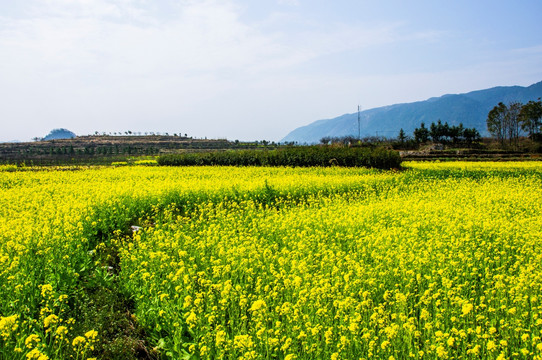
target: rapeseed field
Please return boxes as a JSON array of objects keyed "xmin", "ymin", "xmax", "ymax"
[{"xmin": 0, "ymin": 162, "xmax": 541, "ymax": 359}]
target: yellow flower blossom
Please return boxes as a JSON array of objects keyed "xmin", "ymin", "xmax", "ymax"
[
  {"xmin": 84, "ymin": 330, "xmax": 98, "ymax": 340},
  {"xmin": 487, "ymin": 340, "xmax": 497, "ymax": 351},
  {"xmin": 55, "ymin": 326, "xmax": 68, "ymax": 337},
  {"xmin": 43, "ymin": 314, "xmax": 59, "ymax": 328},
  {"xmin": 25, "ymin": 348, "xmax": 49, "ymax": 360},
  {"xmin": 72, "ymin": 336, "xmax": 86, "ymax": 347},
  {"xmin": 25, "ymin": 334, "xmax": 40, "ymax": 349},
  {"xmin": 461, "ymin": 303, "xmax": 473, "ymax": 316},
  {"xmin": 40, "ymin": 284, "xmax": 53, "ymax": 297}
]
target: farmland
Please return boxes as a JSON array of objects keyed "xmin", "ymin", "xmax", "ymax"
[{"xmin": 0, "ymin": 162, "xmax": 541, "ymax": 359}]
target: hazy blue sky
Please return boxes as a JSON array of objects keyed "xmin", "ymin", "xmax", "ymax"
[{"xmin": 1, "ymin": 0, "xmax": 541, "ymax": 142}]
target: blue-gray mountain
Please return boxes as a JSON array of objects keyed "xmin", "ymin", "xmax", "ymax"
[
  {"xmin": 42, "ymin": 128, "xmax": 76, "ymax": 141},
  {"xmin": 281, "ymin": 81, "xmax": 542, "ymax": 144}
]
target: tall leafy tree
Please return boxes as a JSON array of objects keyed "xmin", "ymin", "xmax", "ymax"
[
  {"xmin": 487, "ymin": 102, "xmax": 508, "ymax": 147},
  {"xmin": 487, "ymin": 102, "xmax": 523, "ymax": 148},
  {"xmin": 507, "ymin": 102, "xmax": 522, "ymax": 148},
  {"xmin": 519, "ymin": 98, "xmax": 542, "ymax": 140}
]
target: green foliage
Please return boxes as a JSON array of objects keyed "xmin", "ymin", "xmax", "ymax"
[
  {"xmin": 157, "ymin": 146, "xmax": 402, "ymax": 169},
  {"xmin": 398, "ymin": 128, "xmax": 406, "ymax": 143},
  {"xmin": 413, "ymin": 121, "xmax": 480, "ymax": 146},
  {"xmin": 487, "ymin": 102, "xmax": 524, "ymax": 148},
  {"xmin": 413, "ymin": 122, "xmax": 430, "ymax": 143},
  {"xmin": 519, "ymin": 98, "xmax": 542, "ymax": 140}
]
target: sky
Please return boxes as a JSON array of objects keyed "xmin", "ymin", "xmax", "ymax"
[{"xmin": 1, "ymin": 0, "xmax": 541, "ymax": 142}]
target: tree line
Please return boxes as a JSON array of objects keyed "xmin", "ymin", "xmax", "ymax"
[
  {"xmin": 486, "ymin": 99, "xmax": 542, "ymax": 148},
  {"xmin": 319, "ymin": 121, "xmax": 482, "ymax": 150},
  {"xmin": 411, "ymin": 121, "xmax": 480, "ymax": 145}
]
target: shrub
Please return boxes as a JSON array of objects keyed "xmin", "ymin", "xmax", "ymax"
[{"xmin": 157, "ymin": 146, "xmax": 402, "ymax": 169}]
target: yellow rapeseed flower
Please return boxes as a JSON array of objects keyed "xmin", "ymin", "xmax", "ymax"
[
  {"xmin": 43, "ymin": 314, "xmax": 59, "ymax": 328},
  {"xmin": 84, "ymin": 330, "xmax": 98, "ymax": 340},
  {"xmin": 25, "ymin": 334, "xmax": 40, "ymax": 349},
  {"xmin": 72, "ymin": 336, "xmax": 86, "ymax": 347}
]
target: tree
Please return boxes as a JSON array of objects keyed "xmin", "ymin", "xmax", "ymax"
[
  {"xmin": 487, "ymin": 102, "xmax": 523, "ymax": 148},
  {"xmin": 320, "ymin": 137, "xmax": 331, "ymax": 145},
  {"xmin": 463, "ymin": 128, "xmax": 481, "ymax": 145},
  {"xmin": 507, "ymin": 102, "xmax": 522, "ymax": 148},
  {"xmin": 449, "ymin": 123, "xmax": 464, "ymax": 144},
  {"xmin": 442, "ymin": 122, "xmax": 451, "ymax": 143},
  {"xmin": 487, "ymin": 102, "xmax": 508, "ymax": 146},
  {"xmin": 414, "ymin": 123, "xmax": 430, "ymax": 143},
  {"xmin": 430, "ymin": 120, "xmax": 446, "ymax": 143},
  {"xmin": 519, "ymin": 98, "xmax": 542, "ymax": 141},
  {"xmin": 398, "ymin": 128, "xmax": 406, "ymax": 143}
]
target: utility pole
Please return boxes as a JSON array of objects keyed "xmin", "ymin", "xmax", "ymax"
[{"xmin": 357, "ymin": 105, "xmax": 361, "ymax": 140}]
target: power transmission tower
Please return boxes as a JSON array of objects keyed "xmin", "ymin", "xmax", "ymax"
[{"xmin": 357, "ymin": 105, "xmax": 361, "ymax": 140}]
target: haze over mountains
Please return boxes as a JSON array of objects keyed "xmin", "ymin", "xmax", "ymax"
[{"xmin": 281, "ymin": 81, "xmax": 542, "ymax": 144}]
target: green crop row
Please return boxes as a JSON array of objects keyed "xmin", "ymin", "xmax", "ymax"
[{"xmin": 157, "ymin": 146, "xmax": 402, "ymax": 169}]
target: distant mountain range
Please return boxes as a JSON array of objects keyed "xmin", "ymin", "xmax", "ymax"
[{"xmin": 281, "ymin": 81, "xmax": 542, "ymax": 144}]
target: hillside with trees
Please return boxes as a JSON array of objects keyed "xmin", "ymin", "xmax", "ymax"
[{"xmin": 281, "ymin": 81, "xmax": 542, "ymax": 144}]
